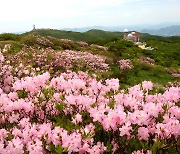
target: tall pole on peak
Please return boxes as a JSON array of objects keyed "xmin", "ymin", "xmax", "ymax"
[{"xmin": 33, "ymin": 25, "xmax": 36, "ymax": 30}]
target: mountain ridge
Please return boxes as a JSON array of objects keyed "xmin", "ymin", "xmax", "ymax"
[
  {"xmin": 26, "ymin": 28, "xmax": 180, "ymax": 43},
  {"xmin": 141, "ymin": 25, "xmax": 180, "ymax": 36}
]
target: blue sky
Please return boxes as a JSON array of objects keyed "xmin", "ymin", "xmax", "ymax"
[{"xmin": 0, "ymin": 0, "xmax": 180, "ymax": 33}]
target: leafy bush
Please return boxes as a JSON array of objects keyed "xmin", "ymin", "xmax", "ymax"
[
  {"xmin": 20, "ymin": 35, "xmax": 37, "ymax": 46},
  {"xmin": 0, "ymin": 33, "xmax": 21, "ymax": 41}
]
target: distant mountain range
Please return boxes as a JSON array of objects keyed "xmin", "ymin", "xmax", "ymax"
[
  {"xmin": 62, "ymin": 24, "xmax": 180, "ymax": 36},
  {"xmin": 141, "ymin": 25, "xmax": 180, "ymax": 36}
]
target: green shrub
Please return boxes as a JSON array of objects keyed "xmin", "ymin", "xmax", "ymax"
[
  {"xmin": 20, "ymin": 35, "xmax": 37, "ymax": 46},
  {"xmin": 0, "ymin": 33, "xmax": 21, "ymax": 41}
]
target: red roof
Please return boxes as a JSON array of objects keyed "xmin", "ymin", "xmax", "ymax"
[{"xmin": 132, "ymin": 33, "xmax": 140, "ymax": 38}]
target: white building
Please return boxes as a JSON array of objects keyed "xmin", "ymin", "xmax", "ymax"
[{"xmin": 123, "ymin": 29, "xmax": 140, "ymax": 42}]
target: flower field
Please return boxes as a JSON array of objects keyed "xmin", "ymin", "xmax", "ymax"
[{"xmin": 0, "ymin": 36, "xmax": 179, "ymax": 154}]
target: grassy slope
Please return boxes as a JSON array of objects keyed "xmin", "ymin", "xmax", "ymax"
[
  {"xmin": 145, "ymin": 40, "xmax": 180, "ymax": 68},
  {"xmin": 98, "ymin": 39, "xmax": 178, "ymax": 87}
]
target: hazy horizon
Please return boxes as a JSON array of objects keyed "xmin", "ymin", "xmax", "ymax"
[{"xmin": 0, "ymin": 0, "xmax": 180, "ymax": 33}]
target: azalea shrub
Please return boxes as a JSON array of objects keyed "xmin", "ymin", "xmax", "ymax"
[
  {"xmin": 6, "ymin": 47, "xmax": 109, "ymax": 76},
  {"xmin": 118, "ymin": 59, "xmax": 133, "ymax": 70},
  {"xmin": 0, "ymin": 49, "xmax": 180, "ymax": 154}
]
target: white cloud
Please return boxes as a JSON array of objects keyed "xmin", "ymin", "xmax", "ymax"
[
  {"xmin": 0, "ymin": 0, "xmax": 89, "ymax": 21},
  {"xmin": 0, "ymin": 0, "xmax": 136, "ymax": 21}
]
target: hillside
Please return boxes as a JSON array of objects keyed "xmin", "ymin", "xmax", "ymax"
[
  {"xmin": 27, "ymin": 28, "xmax": 180, "ymax": 43},
  {"xmin": 0, "ymin": 32, "xmax": 179, "ymax": 88},
  {"xmin": 26, "ymin": 29, "xmax": 123, "ymax": 42}
]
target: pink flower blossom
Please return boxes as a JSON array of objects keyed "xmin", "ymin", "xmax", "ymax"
[
  {"xmin": 138, "ymin": 127, "xmax": 149, "ymax": 141},
  {"xmin": 72, "ymin": 113, "xmax": 82, "ymax": 124},
  {"xmin": 142, "ymin": 81, "xmax": 153, "ymax": 91}
]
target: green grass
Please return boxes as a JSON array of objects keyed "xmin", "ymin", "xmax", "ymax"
[{"xmin": 145, "ymin": 40, "xmax": 180, "ymax": 68}]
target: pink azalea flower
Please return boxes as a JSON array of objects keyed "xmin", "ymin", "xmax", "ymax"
[
  {"xmin": 72, "ymin": 113, "xmax": 82, "ymax": 124},
  {"xmin": 138, "ymin": 127, "xmax": 149, "ymax": 141},
  {"xmin": 142, "ymin": 81, "xmax": 153, "ymax": 91},
  {"xmin": 119, "ymin": 122, "xmax": 132, "ymax": 137}
]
